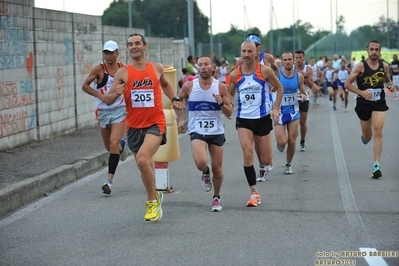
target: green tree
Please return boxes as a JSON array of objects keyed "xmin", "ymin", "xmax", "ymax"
[{"xmin": 102, "ymin": 0, "xmax": 209, "ymax": 42}]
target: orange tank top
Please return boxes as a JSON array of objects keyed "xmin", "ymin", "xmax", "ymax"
[{"xmin": 124, "ymin": 63, "xmax": 165, "ymax": 132}]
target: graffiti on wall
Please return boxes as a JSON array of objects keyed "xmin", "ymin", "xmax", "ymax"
[
  {"xmin": 2, "ymin": 2, "xmax": 9, "ymax": 16},
  {"xmin": 76, "ymin": 53, "xmax": 93, "ymax": 75},
  {"xmin": 0, "ymin": 81, "xmax": 36, "ymax": 137},
  {"xmin": 76, "ymin": 23, "xmax": 97, "ymax": 36},
  {"xmin": 62, "ymin": 37, "xmax": 73, "ymax": 65},
  {"xmin": 0, "ymin": 15, "xmax": 33, "ymax": 76},
  {"xmin": 55, "ymin": 67, "xmax": 64, "ymax": 112}
]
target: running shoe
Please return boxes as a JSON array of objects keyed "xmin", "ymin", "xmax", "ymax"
[
  {"xmin": 256, "ymin": 169, "xmax": 267, "ymax": 182},
  {"xmin": 265, "ymin": 163, "xmax": 274, "ymax": 172},
  {"xmin": 201, "ymin": 165, "xmax": 212, "ymax": 192},
  {"xmin": 211, "ymin": 197, "xmax": 222, "ymax": 212},
  {"xmin": 277, "ymin": 143, "xmax": 285, "ymax": 152},
  {"xmin": 284, "ymin": 164, "xmax": 293, "ymax": 174},
  {"xmin": 300, "ymin": 143, "xmax": 306, "ymax": 152},
  {"xmin": 144, "ymin": 191, "xmax": 163, "ymax": 222},
  {"xmin": 119, "ymin": 138, "xmax": 128, "ymax": 161},
  {"xmin": 246, "ymin": 192, "xmax": 261, "ymax": 207},
  {"xmin": 333, "ymin": 106, "xmax": 337, "ymax": 111},
  {"xmin": 102, "ymin": 179, "xmax": 113, "ymax": 194},
  {"xmin": 360, "ymin": 133, "xmax": 368, "ymax": 145},
  {"xmin": 345, "ymin": 107, "xmax": 348, "ymax": 112},
  {"xmin": 371, "ymin": 165, "xmax": 382, "ymax": 179}
]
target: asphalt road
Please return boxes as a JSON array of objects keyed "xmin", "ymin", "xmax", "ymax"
[{"xmin": 1, "ymin": 95, "xmax": 398, "ymax": 266}]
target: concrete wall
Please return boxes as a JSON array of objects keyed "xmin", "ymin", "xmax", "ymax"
[{"xmin": 0, "ymin": 0, "xmax": 190, "ymax": 151}]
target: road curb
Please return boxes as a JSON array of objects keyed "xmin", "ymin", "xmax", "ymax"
[{"xmin": 0, "ymin": 151, "xmax": 108, "ymax": 218}]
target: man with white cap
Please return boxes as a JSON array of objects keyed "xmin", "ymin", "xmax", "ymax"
[{"xmin": 82, "ymin": 40, "xmax": 128, "ymax": 195}]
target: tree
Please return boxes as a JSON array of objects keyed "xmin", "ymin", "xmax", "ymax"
[
  {"xmin": 336, "ymin": 15, "xmax": 345, "ymax": 34},
  {"xmin": 102, "ymin": 0, "xmax": 209, "ymax": 42}
]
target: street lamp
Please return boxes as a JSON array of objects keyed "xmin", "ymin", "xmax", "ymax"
[
  {"xmin": 187, "ymin": 0, "xmax": 195, "ymax": 55},
  {"xmin": 128, "ymin": 0, "xmax": 132, "ymax": 28},
  {"xmin": 209, "ymin": 0, "xmax": 214, "ymax": 54}
]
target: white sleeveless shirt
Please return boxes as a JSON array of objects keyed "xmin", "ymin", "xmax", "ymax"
[
  {"xmin": 187, "ymin": 78, "xmax": 225, "ymax": 135},
  {"xmin": 94, "ymin": 62, "xmax": 125, "ymax": 109},
  {"xmin": 296, "ymin": 64, "xmax": 310, "ymax": 101}
]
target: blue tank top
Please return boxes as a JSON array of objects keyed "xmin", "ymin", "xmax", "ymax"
[{"xmin": 279, "ymin": 70, "xmax": 300, "ymax": 114}]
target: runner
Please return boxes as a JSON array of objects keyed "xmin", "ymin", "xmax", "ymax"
[
  {"xmin": 82, "ymin": 40, "xmax": 128, "ymax": 195},
  {"xmin": 294, "ymin": 50, "xmax": 313, "ymax": 151},
  {"xmin": 105, "ymin": 33, "xmax": 183, "ymax": 221},
  {"xmin": 177, "ymin": 56, "xmax": 233, "ymax": 212},
  {"xmin": 275, "ymin": 52, "xmax": 307, "ymax": 174},
  {"xmin": 335, "ymin": 59, "xmax": 351, "ymax": 112},
  {"xmin": 228, "ymin": 40, "xmax": 283, "ymax": 207},
  {"xmin": 344, "ymin": 40, "xmax": 395, "ymax": 179}
]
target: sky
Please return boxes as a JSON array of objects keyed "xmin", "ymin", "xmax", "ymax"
[{"xmin": 35, "ymin": 0, "xmax": 399, "ymax": 35}]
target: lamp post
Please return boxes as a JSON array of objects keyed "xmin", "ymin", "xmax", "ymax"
[
  {"xmin": 387, "ymin": 0, "xmax": 391, "ymax": 48},
  {"xmin": 397, "ymin": 0, "xmax": 399, "ymax": 48},
  {"xmin": 187, "ymin": 0, "xmax": 195, "ymax": 55},
  {"xmin": 292, "ymin": 0, "xmax": 296, "ymax": 51},
  {"xmin": 269, "ymin": 0, "xmax": 274, "ymax": 54},
  {"xmin": 209, "ymin": 0, "xmax": 214, "ymax": 54},
  {"xmin": 128, "ymin": 0, "xmax": 132, "ymax": 28}
]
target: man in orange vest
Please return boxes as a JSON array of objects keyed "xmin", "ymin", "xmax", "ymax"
[{"xmin": 105, "ymin": 33, "xmax": 183, "ymax": 222}]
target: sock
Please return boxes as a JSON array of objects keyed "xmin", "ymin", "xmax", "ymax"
[
  {"xmin": 300, "ymin": 140, "xmax": 305, "ymax": 145},
  {"xmin": 259, "ymin": 165, "xmax": 265, "ymax": 170},
  {"xmin": 244, "ymin": 165, "xmax": 257, "ymax": 186},
  {"xmin": 105, "ymin": 178, "xmax": 113, "ymax": 185},
  {"xmin": 213, "ymin": 195, "xmax": 220, "ymax": 199},
  {"xmin": 285, "ymin": 162, "xmax": 291, "ymax": 166},
  {"xmin": 374, "ymin": 161, "xmax": 379, "ymax": 168},
  {"xmin": 148, "ymin": 199, "xmax": 157, "ymax": 203},
  {"xmin": 251, "ymin": 187, "xmax": 257, "ymax": 193},
  {"xmin": 203, "ymin": 165, "xmax": 210, "ymax": 174},
  {"xmin": 108, "ymin": 153, "xmax": 120, "ymax": 175}
]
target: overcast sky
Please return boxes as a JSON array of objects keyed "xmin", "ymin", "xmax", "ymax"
[{"xmin": 35, "ymin": 0, "xmax": 398, "ymax": 35}]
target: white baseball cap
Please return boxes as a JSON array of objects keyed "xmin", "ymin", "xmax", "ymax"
[{"xmin": 103, "ymin": 40, "xmax": 118, "ymax": 52}]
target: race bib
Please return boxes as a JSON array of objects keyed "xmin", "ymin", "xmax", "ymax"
[
  {"xmin": 132, "ymin": 90, "xmax": 154, "ymax": 107},
  {"xmin": 367, "ymin": 88, "xmax": 382, "ymax": 101},
  {"xmin": 239, "ymin": 88, "xmax": 262, "ymax": 106},
  {"xmin": 195, "ymin": 117, "xmax": 217, "ymax": 134},
  {"xmin": 281, "ymin": 93, "xmax": 297, "ymax": 106}
]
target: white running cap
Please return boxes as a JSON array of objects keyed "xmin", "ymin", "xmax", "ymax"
[{"xmin": 103, "ymin": 40, "xmax": 118, "ymax": 52}]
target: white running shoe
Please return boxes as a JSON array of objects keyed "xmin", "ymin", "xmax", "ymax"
[
  {"xmin": 211, "ymin": 197, "xmax": 222, "ymax": 212},
  {"xmin": 201, "ymin": 165, "xmax": 212, "ymax": 192},
  {"xmin": 284, "ymin": 164, "xmax": 293, "ymax": 174}
]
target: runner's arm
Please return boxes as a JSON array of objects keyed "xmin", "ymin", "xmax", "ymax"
[
  {"xmin": 228, "ymin": 69, "xmax": 237, "ymax": 102},
  {"xmin": 82, "ymin": 65, "xmax": 104, "ymax": 100},
  {"xmin": 217, "ymin": 82, "xmax": 233, "ymax": 118},
  {"xmin": 383, "ymin": 62, "xmax": 394, "ymax": 92},
  {"xmin": 104, "ymin": 67, "xmax": 127, "ymax": 105}
]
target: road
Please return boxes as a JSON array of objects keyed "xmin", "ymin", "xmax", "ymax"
[{"xmin": 1, "ymin": 95, "xmax": 398, "ymax": 266}]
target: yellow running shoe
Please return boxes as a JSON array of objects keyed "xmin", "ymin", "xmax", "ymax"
[{"xmin": 144, "ymin": 191, "xmax": 163, "ymax": 222}]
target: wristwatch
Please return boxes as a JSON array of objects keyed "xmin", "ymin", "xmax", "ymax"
[
  {"xmin": 172, "ymin": 96, "xmax": 180, "ymax": 102},
  {"xmin": 302, "ymin": 92, "xmax": 308, "ymax": 96},
  {"xmin": 218, "ymin": 101, "xmax": 224, "ymax": 107}
]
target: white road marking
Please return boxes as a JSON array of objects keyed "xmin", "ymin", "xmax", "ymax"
[
  {"xmin": 0, "ymin": 133, "xmax": 189, "ymax": 229},
  {"xmin": 330, "ymin": 107, "xmax": 364, "ymax": 227},
  {"xmin": 359, "ymin": 248, "xmax": 388, "ymax": 266},
  {"xmin": 330, "ymin": 109, "xmax": 389, "ymax": 265}
]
